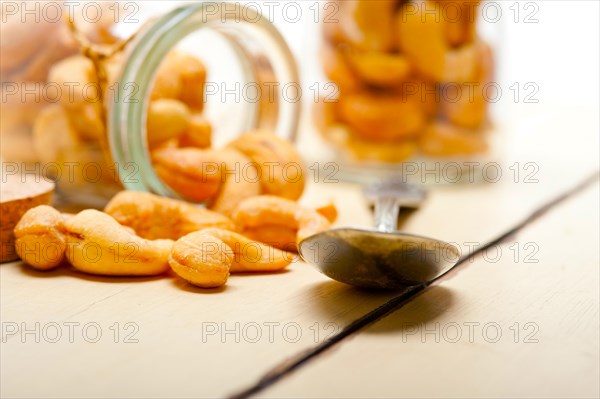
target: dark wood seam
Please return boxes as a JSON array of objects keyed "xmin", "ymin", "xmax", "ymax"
[{"xmin": 228, "ymin": 171, "xmax": 600, "ymax": 399}]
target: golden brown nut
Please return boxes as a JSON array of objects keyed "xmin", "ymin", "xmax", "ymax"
[
  {"xmin": 178, "ymin": 114, "xmax": 212, "ymax": 148},
  {"xmin": 313, "ymin": 96, "xmax": 341, "ymax": 131},
  {"xmin": 150, "ymin": 52, "xmax": 183, "ymax": 100},
  {"xmin": 0, "ymin": 16, "xmax": 56, "ymax": 75},
  {"xmin": 146, "ymin": 99, "xmax": 191, "ymax": 148},
  {"xmin": 208, "ymin": 149, "xmax": 261, "ymax": 217},
  {"xmin": 395, "ymin": 0, "xmax": 478, "ymax": 82},
  {"xmin": 32, "ymin": 105, "xmax": 82, "ymax": 164},
  {"xmin": 233, "ymin": 195, "xmax": 330, "ymax": 250},
  {"xmin": 315, "ymin": 202, "xmax": 338, "ymax": 224},
  {"xmin": 14, "ymin": 206, "xmax": 66, "ymax": 270},
  {"xmin": 151, "ymin": 147, "xmax": 223, "ymax": 202},
  {"xmin": 64, "ymin": 209, "xmax": 173, "ymax": 276},
  {"xmin": 169, "ymin": 231, "xmax": 233, "ymax": 288},
  {"xmin": 227, "ymin": 131, "xmax": 305, "ymax": 200},
  {"xmin": 343, "ymin": 49, "xmax": 412, "ymax": 87},
  {"xmin": 335, "ymin": 0, "xmax": 398, "ymax": 52},
  {"xmin": 200, "ymin": 228, "xmax": 292, "ymax": 273},
  {"xmin": 438, "ymin": 0, "xmax": 480, "ymax": 46},
  {"xmin": 47, "ymin": 55, "xmax": 98, "ymax": 108},
  {"xmin": 104, "ymin": 191, "xmax": 234, "ymax": 240},
  {"xmin": 64, "ymin": 101, "xmax": 105, "ymax": 140},
  {"xmin": 321, "ymin": 42, "xmax": 362, "ymax": 93},
  {"xmin": 175, "ymin": 52, "xmax": 207, "ymax": 111},
  {"xmin": 0, "ymin": 126, "xmax": 39, "ymax": 163},
  {"xmin": 337, "ymin": 91, "xmax": 426, "ymax": 142},
  {"xmin": 0, "ymin": 82, "xmax": 48, "ymax": 134},
  {"xmin": 242, "ymin": 226, "xmax": 298, "ymax": 253},
  {"xmin": 441, "ymin": 41, "xmax": 493, "ymax": 129},
  {"xmin": 418, "ymin": 122, "xmax": 487, "ymax": 156},
  {"xmin": 6, "ymin": 26, "xmax": 78, "ymax": 82}
]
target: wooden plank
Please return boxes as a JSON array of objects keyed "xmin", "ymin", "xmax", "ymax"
[
  {"xmin": 260, "ymin": 182, "xmax": 600, "ymax": 398},
  {"xmin": 1, "ymin": 106, "xmax": 598, "ymax": 398}
]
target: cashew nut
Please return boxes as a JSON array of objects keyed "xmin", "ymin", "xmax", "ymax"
[
  {"xmin": 200, "ymin": 228, "xmax": 292, "ymax": 273},
  {"xmin": 232, "ymin": 195, "xmax": 330, "ymax": 250},
  {"xmin": 337, "ymin": 91, "xmax": 426, "ymax": 141},
  {"xmin": 151, "ymin": 147, "xmax": 223, "ymax": 202},
  {"xmin": 169, "ymin": 231, "xmax": 233, "ymax": 288},
  {"xmin": 227, "ymin": 131, "xmax": 305, "ymax": 200},
  {"xmin": 14, "ymin": 205, "xmax": 67, "ymax": 270},
  {"xmin": 64, "ymin": 209, "xmax": 173, "ymax": 276},
  {"xmin": 418, "ymin": 122, "xmax": 487, "ymax": 156},
  {"xmin": 178, "ymin": 114, "xmax": 212, "ymax": 148},
  {"xmin": 147, "ymin": 99, "xmax": 191, "ymax": 148},
  {"xmin": 208, "ymin": 148, "xmax": 261, "ymax": 217},
  {"xmin": 104, "ymin": 191, "xmax": 234, "ymax": 240},
  {"xmin": 395, "ymin": 0, "xmax": 478, "ymax": 82}
]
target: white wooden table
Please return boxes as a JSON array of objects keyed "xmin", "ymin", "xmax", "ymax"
[{"xmin": 1, "ymin": 106, "xmax": 599, "ymax": 398}]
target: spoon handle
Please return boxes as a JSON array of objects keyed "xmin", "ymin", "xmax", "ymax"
[{"xmin": 374, "ymin": 196, "xmax": 400, "ymax": 233}]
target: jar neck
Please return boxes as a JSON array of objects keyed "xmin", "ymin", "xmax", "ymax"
[{"xmin": 108, "ymin": 2, "xmax": 299, "ymax": 196}]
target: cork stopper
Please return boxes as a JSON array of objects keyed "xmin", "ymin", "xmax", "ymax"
[{"xmin": 1, "ymin": 172, "xmax": 55, "ymax": 262}]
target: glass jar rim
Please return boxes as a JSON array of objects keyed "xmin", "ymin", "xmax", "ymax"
[{"xmin": 108, "ymin": 2, "xmax": 300, "ymax": 197}]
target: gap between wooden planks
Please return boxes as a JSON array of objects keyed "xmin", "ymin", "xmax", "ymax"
[{"xmin": 230, "ymin": 172, "xmax": 600, "ymax": 399}]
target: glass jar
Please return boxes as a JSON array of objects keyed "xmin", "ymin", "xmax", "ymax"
[
  {"xmin": 300, "ymin": 0, "xmax": 502, "ymax": 184},
  {"xmin": 0, "ymin": 2, "xmax": 299, "ymax": 206}
]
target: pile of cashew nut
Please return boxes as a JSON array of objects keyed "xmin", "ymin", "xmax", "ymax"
[
  {"xmin": 317, "ymin": 0, "xmax": 493, "ymax": 162},
  {"xmin": 14, "ymin": 191, "xmax": 336, "ymax": 289}
]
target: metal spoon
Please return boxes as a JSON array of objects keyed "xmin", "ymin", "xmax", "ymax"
[{"xmin": 299, "ymin": 181, "xmax": 460, "ymax": 290}]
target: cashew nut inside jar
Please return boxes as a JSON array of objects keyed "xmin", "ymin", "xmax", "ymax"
[
  {"xmin": 0, "ymin": 2, "xmax": 300, "ymax": 206},
  {"xmin": 300, "ymin": 0, "xmax": 503, "ymax": 184}
]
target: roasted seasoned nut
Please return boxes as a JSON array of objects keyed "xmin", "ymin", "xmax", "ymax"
[
  {"xmin": 175, "ymin": 52, "xmax": 207, "ymax": 111},
  {"xmin": 64, "ymin": 209, "xmax": 173, "ymax": 276},
  {"xmin": 47, "ymin": 55, "xmax": 98, "ymax": 108},
  {"xmin": 336, "ymin": 0, "xmax": 397, "ymax": 52},
  {"xmin": 14, "ymin": 206, "xmax": 66, "ymax": 270},
  {"xmin": 337, "ymin": 91, "xmax": 425, "ymax": 142},
  {"xmin": 314, "ymin": 202, "xmax": 338, "ymax": 224},
  {"xmin": 200, "ymin": 228, "xmax": 292, "ymax": 272},
  {"xmin": 227, "ymin": 131, "xmax": 305, "ymax": 200},
  {"xmin": 0, "ymin": 126, "xmax": 39, "ymax": 163},
  {"xmin": 0, "ymin": 83, "xmax": 48, "ymax": 134},
  {"xmin": 321, "ymin": 42, "xmax": 362, "ymax": 93},
  {"xmin": 208, "ymin": 149, "xmax": 261, "ymax": 217},
  {"xmin": 418, "ymin": 122, "xmax": 487, "ymax": 156},
  {"xmin": 441, "ymin": 41, "xmax": 493, "ymax": 129},
  {"xmin": 32, "ymin": 105, "xmax": 82, "ymax": 163},
  {"xmin": 0, "ymin": 16, "xmax": 55, "ymax": 76},
  {"xmin": 438, "ymin": 0, "xmax": 480, "ymax": 46},
  {"xmin": 151, "ymin": 146, "xmax": 223, "ymax": 202},
  {"xmin": 395, "ymin": 0, "xmax": 478, "ymax": 82},
  {"xmin": 65, "ymin": 101, "xmax": 105, "ymax": 140},
  {"xmin": 169, "ymin": 231, "xmax": 233, "ymax": 288},
  {"xmin": 104, "ymin": 191, "xmax": 234, "ymax": 240},
  {"xmin": 233, "ymin": 195, "xmax": 330, "ymax": 250},
  {"xmin": 150, "ymin": 52, "xmax": 183, "ymax": 100},
  {"xmin": 343, "ymin": 49, "xmax": 412, "ymax": 87},
  {"xmin": 242, "ymin": 226, "xmax": 298, "ymax": 253},
  {"xmin": 313, "ymin": 96, "xmax": 340, "ymax": 131},
  {"xmin": 321, "ymin": 125, "xmax": 416, "ymax": 162},
  {"xmin": 178, "ymin": 114, "xmax": 212, "ymax": 148},
  {"xmin": 146, "ymin": 99, "xmax": 191, "ymax": 148},
  {"xmin": 150, "ymin": 51, "xmax": 206, "ymax": 105}
]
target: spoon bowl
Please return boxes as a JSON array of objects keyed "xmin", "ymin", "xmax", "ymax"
[
  {"xmin": 299, "ymin": 180, "xmax": 460, "ymax": 290},
  {"xmin": 299, "ymin": 227, "xmax": 460, "ymax": 290}
]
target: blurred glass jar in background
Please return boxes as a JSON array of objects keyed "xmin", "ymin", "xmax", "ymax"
[
  {"xmin": 308, "ymin": 0, "xmax": 500, "ymax": 183},
  {"xmin": 1, "ymin": 1, "xmax": 299, "ymax": 206}
]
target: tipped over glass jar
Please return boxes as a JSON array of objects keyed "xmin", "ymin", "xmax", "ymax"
[{"xmin": 1, "ymin": 1, "xmax": 299, "ymax": 206}]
